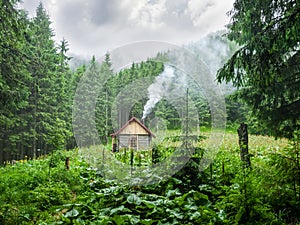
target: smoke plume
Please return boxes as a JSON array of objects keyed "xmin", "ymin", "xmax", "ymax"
[
  {"xmin": 142, "ymin": 65, "xmax": 175, "ymax": 120},
  {"xmin": 142, "ymin": 32, "xmax": 238, "ymax": 120}
]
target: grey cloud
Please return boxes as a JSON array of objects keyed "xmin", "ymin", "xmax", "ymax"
[
  {"xmin": 57, "ymin": 2, "xmax": 86, "ymax": 26},
  {"xmin": 162, "ymin": 1, "xmax": 194, "ymax": 30},
  {"xmin": 20, "ymin": 0, "xmax": 234, "ymax": 56},
  {"xmin": 147, "ymin": 0, "xmax": 161, "ymax": 4},
  {"xmin": 87, "ymin": 0, "xmax": 125, "ymax": 25},
  {"xmin": 165, "ymin": 0, "xmax": 188, "ymax": 16}
]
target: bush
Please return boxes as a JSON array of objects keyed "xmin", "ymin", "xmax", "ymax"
[{"xmin": 30, "ymin": 181, "xmax": 72, "ymax": 210}]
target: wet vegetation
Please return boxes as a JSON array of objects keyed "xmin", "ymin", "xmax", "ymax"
[
  {"xmin": 1, "ymin": 132, "xmax": 299, "ymax": 224},
  {"xmin": 1, "ymin": 0, "xmax": 299, "ymax": 224}
]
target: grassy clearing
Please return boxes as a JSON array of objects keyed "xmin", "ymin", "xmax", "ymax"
[
  {"xmin": 220, "ymin": 131, "xmax": 288, "ymax": 154},
  {"xmin": 109, "ymin": 129, "xmax": 289, "ymax": 167},
  {"xmin": 0, "ymin": 131, "xmax": 298, "ymax": 224}
]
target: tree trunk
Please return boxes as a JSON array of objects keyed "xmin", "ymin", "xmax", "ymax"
[{"xmin": 237, "ymin": 123, "xmax": 251, "ymax": 167}]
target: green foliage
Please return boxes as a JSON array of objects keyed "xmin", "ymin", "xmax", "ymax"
[
  {"xmin": 216, "ymin": 168, "xmax": 280, "ymax": 225},
  {"xmin": 0, "ymin": 133, "xmax": 300, "ymax": 225},
  {"xmin": 30, "ymin": 181, "xmax": 72, "ymax": 210},
  {"xmin": 262, "ymin": 131, "xmax": 300, "ymax": 222},
  {"xmin": 0, "ymin": 150, "xmax": 85, "ymax": 224},
  {"xmin": 1, "ymin": 1, "xmax": 300, "ymax": 224},
  {"xmin": 49, "ymin": 150, "xmax": 66, "ymax": 168},
  {"xmin": 58, "ymin": 180, "xmax": 218, "ymax": 224},
  {"xmin": 217, "ymin": 0, "xmax": 300, "ymax": 138},
  {"xmin": 105, "ymin": 59, "xmax": 164, "ymax": 131},
  {"xmin": 0, "ymin": 1, "xmax": 74, "ymax": 163},
  {"xmin": 114, "ymin": 147, "xmax": 152, "ymax": 166},
  {"xmin": 151, "ymin": 143, "xmax": 160, "ymax": 164},
  {"xmin": 211, "ymin": 132, "xmax": 300, "ymax": 224},
  {"xmin": 1, "ymin": 1, "xmax": 219, "ymax": 163}
]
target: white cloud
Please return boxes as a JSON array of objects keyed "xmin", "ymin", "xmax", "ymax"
[
  {"xmin": 20, "ymin": 0, "xmax": 235, "ymax": 57},
  {"xmin": 128, "ymin": 0, "xmax": 166, "ymax": 29},
  {"xmin": 186, "ymin": 0, "xmax": 233, "ymax": 30}
]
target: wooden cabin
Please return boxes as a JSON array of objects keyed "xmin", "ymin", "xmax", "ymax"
[{"xmin": 110, "ymin": 117, "xmax": 155, "ymax": 151}]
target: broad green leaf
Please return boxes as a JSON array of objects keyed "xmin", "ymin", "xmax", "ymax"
[
  {"xmin": 64, "ymin": 208, "xmax": 79, "ymax": 218},
  {"xmin": 127, "ymin": 193, "xmax": 142, "ymax": 205},
  {"xmin": 166, "ymin": 188, "xmax": 181, "ymax": 198}
]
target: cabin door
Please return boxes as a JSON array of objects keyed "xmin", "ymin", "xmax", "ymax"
[{"xmin": 130, "ymin": 136, "xmax": 137, "ymax": 150}]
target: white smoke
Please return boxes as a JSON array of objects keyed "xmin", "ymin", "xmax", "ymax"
[
  {"xmin": 142, "ymin": 65, "xmax": 175, "ymax": 120},
  {"xmin": 142, "ymin": 32, "xmax": 238, "ymax": 120}
]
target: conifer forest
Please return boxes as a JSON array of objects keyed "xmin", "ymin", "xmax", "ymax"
[{"xmin": 0, "ymin": 0, "xmax": 299, "ymax": 224}]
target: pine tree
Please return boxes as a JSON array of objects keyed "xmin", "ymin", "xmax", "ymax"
[
  {"xmin": 0, "ymin": 0, "xmax": 31, "ymax": 162},
  {"xmin": 217, "ymin": 0, "xmax": 300, "ymax": 138},
  {"xmin": 73, "ymin": 56, "xmax": 104, "ymax": 147},
  {"xmin": 25, "ymin": 3, "xmax": 71, "ymax": 155}
]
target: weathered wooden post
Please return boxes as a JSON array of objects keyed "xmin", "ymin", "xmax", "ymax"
[
  {"xmin": 130, "ymin": 148, "xmax": 134, "ymax": 166},
  {"xmin": 112, "ymin": 136, "xmax": 115, "ymax": 152},
  {"xmin": 137, "ymin": 151, "xmax": 141, "ymax": 166},
  {"xmin": 65, "ymin": 157, "xmax": 70, "ymax": 170},
  {"xmin": 123, "ymin": 148, "xmax": 127, "ymax": 163},
  {"xmin": 152, "ymin": 144, "xmax": 159, "ymax": 164},
  {"xmin": 237, "ymin": 123, "xmax": 251, "ymax": 167}
]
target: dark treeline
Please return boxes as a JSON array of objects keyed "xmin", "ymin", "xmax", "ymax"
[
  {"xmin": 0, "ymin": 0, "xmax": 277, "ymax": 164},
  {"xmin": 0, "ymin": 1, "xmax": 163, "ymax": 163},
  {"xmin": 0, "ymin": 1, "xmax": 212, "ymax": 164},
  {"xmin": 1, "ymin": 2, "xmax": 74, "ymax": 163}
]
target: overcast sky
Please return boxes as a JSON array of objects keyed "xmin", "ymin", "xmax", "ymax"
[{"xmin": 20, "ymin": 0, "xmax": 235, "ymax": 58}]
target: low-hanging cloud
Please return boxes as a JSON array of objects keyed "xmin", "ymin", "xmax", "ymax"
[{"xmin": 20, "ymin": 0, "xmax": 235, "ymax": 56}]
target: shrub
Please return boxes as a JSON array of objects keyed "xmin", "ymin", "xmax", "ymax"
[{"xmin": 30, "ymin": 181, "xmax": 72, "ymax": 210}]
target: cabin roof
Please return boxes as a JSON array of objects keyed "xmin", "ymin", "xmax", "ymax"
[{"xmin": 110, "ymin": 117, "xmax": 155, "ymax": 137}]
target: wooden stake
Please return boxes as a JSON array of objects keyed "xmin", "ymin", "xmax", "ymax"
[
  {"xmin": 237, "ymin": 123, "xmax": 251, "ymax": 167},
  {"xmin": 65, "ymin": 157, "xmax": 70, "ymax": 170}
]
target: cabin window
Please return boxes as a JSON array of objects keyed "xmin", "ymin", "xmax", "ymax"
[{"xmin": 130, "ymin": 137, "xmax": 137, "ymax": 147}]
